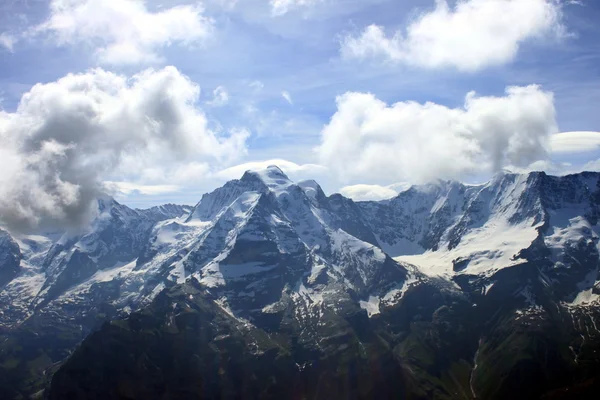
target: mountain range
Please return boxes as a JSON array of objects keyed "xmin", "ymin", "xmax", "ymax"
[{"xmin": 1, "ymin": 166, "xmax": 599, "ymax": 399}]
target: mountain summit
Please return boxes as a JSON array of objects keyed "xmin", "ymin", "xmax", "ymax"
[{"xmin": 1, "ymin": 168, "xmax": 600, "ymax": 399}]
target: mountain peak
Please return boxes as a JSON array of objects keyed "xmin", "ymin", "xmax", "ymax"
[
  {"xmin": 265, "ymin": 164, "xmax": 286, "ymax": 175},
  {"xmin": 297, "ymin": 179, "xmax": 325, "ymax": 200},
  {"xmin": 241, "ymin": 165, "xmax": 291, "ymax": 189}
]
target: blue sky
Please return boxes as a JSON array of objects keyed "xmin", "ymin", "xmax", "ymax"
[{"xmin": 1, "ymin": 0, "xmax": 600, "ymax": 221}]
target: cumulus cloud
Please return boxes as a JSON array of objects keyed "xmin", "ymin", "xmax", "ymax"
[
  {"xmin": 550, "ymin": 131, "xmax": 600, "ymax": 153},
  {"xmin": 270, "ymin": 0, "xmax": 320, "ymax": 16},
  {"xmin": 207, "ymin": 86, "xmax": 229, "ymax": 107},
  {"xmin": 339, "ymin": 183, "xmax": 411, "ymax": 202},
  {"xmin": 31, "ymin": 0, "xmax": 213, "ymax": 65},
  {"xmin": 341, "ymin": 0, "xmax": 566, "ymax": 71},
  {"xmin": 318, "ymin": 85, "xmax": 558, "ymax": 183},
  {"xmin": 0, "ymin": 66, "xmax": 248, "ymax": 232}
]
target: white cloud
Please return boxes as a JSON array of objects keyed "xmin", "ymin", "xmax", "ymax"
[
  {"xmin": 318, "ymin": 85, "xmax": 557, "ymax": 183},
  {"xmin": 0, "ymin": 66, "xmax": 247, "ymax": 232},
  {"xmin": 103, "ymin": 181, "xmax": 180, "ymax": 196},
  {"xmin": 32, "ymin": 0, "xmax": 213, "ymax": 65},
  {"xmin": 207, "ymin": 86, "xmax": 229, "ymax": 106},
  {"xmin": 249, "ymin": 80, "xmax": 264, "ymax": 92},
  {"xmin": 281, "ymin": 90, "xmax": 293, "ymax": 104},
  {"xmin": 216, "ymin": 159, "xmax": 326, "ymax": 181},
  {"xmin": 0, "ymin": 33, "xmax": 15, "ymax": 52},
  {"xmin": 506, "ymin": 159, "xmax": 572, "ymax": 176},
  {"xmin": 341, "ymin": 0, "xmax": 566, "ymax": 71},
  {"xmin": 270, "ymin": 0, "xmax": 320, "ymax": 16},
  {"xmin": 582, "ymin": 158, "xmax": 600, "ymax": 172},
  {"xmin": 550, "ymin": 131, "xmax": 600, "ymax": 153},
  {"xmin": 339, "ymin": 183, "xmax": 410, "ymax": 202}
]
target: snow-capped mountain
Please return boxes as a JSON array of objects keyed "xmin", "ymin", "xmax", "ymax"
[
  {"xmin": 131, "ymin": 166, "xmax": 412, "ymax": 322},
  {"xmin": 0, "ymin": 198, "xmax": 191, "ymax": 329},
  {"xmin": 359, "ymin": 171, "xmax": 600, "ymax": 302},
  {"xmin": 1, "ymin": 166, "xmax": 600, "ymax": 399}
]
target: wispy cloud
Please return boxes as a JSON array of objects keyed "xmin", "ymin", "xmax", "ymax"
[
  {"xmin": 0, "ymin": 33, "xmax": 15, "ymax": 52},
  {"xmin": 270, "ymin": 0, "xmax": 320, "ymax": 16},
  {"xmin": 281, "ymin": 90, "xmax": 293, "ymax": 104},
  {"xmin": 207, "ymin": 86, "xmax": 229, "ymax": 107},
  {"xmin": 103, "ymin": 181, "xmax": 180, "ymax": 196},
  {"xmin": 249, "ymin": 80, "xmax": 264, "ymax": 92}
]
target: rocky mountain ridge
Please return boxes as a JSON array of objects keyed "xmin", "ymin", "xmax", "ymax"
[{"xmin": 1, "ymin": 166, "xmax": 599, "ymax": 399}]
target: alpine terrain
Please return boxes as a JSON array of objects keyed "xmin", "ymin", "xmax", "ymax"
[{"xmin": 1, "ymin": 166, "xmax": 600, "ymax": 399}]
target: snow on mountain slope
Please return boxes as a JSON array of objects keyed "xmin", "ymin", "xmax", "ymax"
[
  {"xmin": 537, "ymin": 173, "xmax": 600, "ymax": 303},
  {"xmin": 357, "ymin": 179, "xmax": 470, "ymax": 256},
  {"xmin": 399, "ymin": 219, "xmax": 539, "ymax": 278},
  {"xmin": 145, "ymin": 165, "xmax": 411, "ymax": 319},
  {"xmin": 139, "ymin": 203, "xmax": 192, "ymax": 221},
  {"xmin": 0, "ymin": 229, "xmax": 22, "ymax": 287},
  {"xmin": 2, "ymin": 167, "xmax": 598, "ymax": 331},
  {"xmin": 385, "ymin": 173, "xmax": 545, "ymax": 277},
  {"xmin": 0, "ymin": 231, "xmax": 53, "ymax": 325},
  {"xmin": 0, "ymin": 165, "xmax": 409, "ymax": 332},
  {"xmin": 0, "ymin": 199, "xmax": 190, "ymax": 327},
  {"xmin": 3, "ymin": 167, "xmax": 600, "ymax": 399},
  {"xmin": 357, "ymin": 172, "xmax": 600, "ymax": 289},
  {"xmin": 1, "ymin": 168, "xmax": 599, "ymax": 332}
]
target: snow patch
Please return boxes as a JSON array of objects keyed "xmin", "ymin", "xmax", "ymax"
[
  {"xmin": 572, "ymin": 289, "xmax": 600, "ymax": 306},
  {"xmin": 307, "ymin": 263, "xmax": 326, "ymax": 284},
  {"xmin": 359, "ymin": 296, "xmax": 380, "ymax": 317},
  {"xmin": 380, "ymin": 272, "xmax": 419, "ymax": 307},
  {"xmin": 58, "ymin": 260, "xmax": 138, "ymax": 300},
  {"xmin": 150, "ymin": 282, "xmax": 166, "ymax": 298},
  {"xmin": 397, "ymin": 219, "xmax": 539, "ymax": 278},
  {"xmin": 298, "ymin": 180, "xmax": 321, "ymax": 199}
]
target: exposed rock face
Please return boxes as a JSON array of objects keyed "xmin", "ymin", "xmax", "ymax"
[
  {"xmin": 48, "ymin": 280, "xmax": 410, "ymax": 400},
  {"xmin": 1, "ymin": 168, "xmax": 600, "ymax": 399},
  {"xmin": 0, "ymin": 229, "xmax": 21, "ymax": 287}
]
